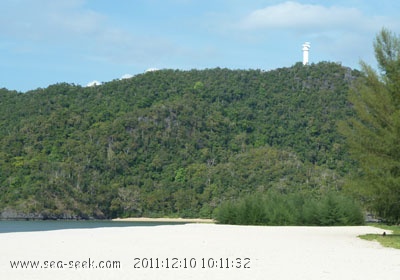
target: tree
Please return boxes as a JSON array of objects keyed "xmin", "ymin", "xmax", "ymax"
[
  {"xmin": 339, "ymin": 28, "xmax": 400, "ymax": 223},
  {"xmin": 0, "ymin": 63, "xmax": 358, "ymax": 219}
]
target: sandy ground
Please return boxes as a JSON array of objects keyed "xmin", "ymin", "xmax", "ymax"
[
  {"xmin": 1, "ymin": 224, "xmax": 399, "ymax": 280},
  {"xmin": 112, "ymin": 217, "xmax": 215, "ymax": 223}
]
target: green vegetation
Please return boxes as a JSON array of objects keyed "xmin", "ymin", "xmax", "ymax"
[
  {"xmin": 339, "ymin": 28, "xmax": 400, "ymax": 224},
  {"xmin": 0, "ymin": 62, "xmax": 361, "ymax": 219},
  {"xmin": 214, "ymin": 190, "xmax": 364, "ymax": 226},
  {"xmin": 359, "ymin": 225, "xmax": 400, "ymax": 249}
]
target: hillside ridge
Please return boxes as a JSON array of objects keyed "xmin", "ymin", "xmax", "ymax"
[{"xmin": 0, "ymin": 62, "xmax": 360, "ymax": 219}]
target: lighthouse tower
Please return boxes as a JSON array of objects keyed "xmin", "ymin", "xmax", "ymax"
[{"xmin": 302, "ymin": 42, "xmax": 311, "ymax": 65}]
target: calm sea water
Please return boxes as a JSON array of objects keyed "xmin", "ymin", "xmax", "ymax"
[{"xmin": 0, "ymin": 220, "xmax": 186, "ymax": 234}]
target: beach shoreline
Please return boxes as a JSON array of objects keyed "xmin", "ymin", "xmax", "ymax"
[
  {"xmin": 111, "ymin": 217, "xmax": 215, "ymax": 223},
  {"xmin": 1, "ymin": 224, "xmax": 399, "ymax": 280}
]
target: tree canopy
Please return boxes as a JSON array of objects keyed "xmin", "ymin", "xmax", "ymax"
[{"xmin": 0, "ymin": 62, "xmax": 360, "ymax": 219}]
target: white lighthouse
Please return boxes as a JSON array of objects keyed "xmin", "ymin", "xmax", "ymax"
[{"xmin": 302, "ymin": 42, "xmax": 311, "ymax": 65}]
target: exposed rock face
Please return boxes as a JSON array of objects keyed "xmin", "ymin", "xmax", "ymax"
[
  {"xmin": 0, "ymin": 208, "xmax": 89, "ymax": 220},
  {"xmin": 1, "ymin": 208, "xmax": 43, "ymax": 220}
]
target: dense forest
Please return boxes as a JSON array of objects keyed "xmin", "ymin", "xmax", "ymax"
[{"xmin": 0, "ymin": 62, "xmax": 361, "ymax": 219}]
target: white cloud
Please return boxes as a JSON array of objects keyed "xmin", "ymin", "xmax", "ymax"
[
  {"xmin": 239, "ymin": 1, "xmax": 374, "ymax": 32},
  {"xmin": 230, "ymin": 1, "xmax": 400, "ymax": 68},
  {"xmin": 0, "ymin": 0, "xmax": 103, "ymax": 41},
  {"xmin": 145, "ymin": 68, "xmax": 159, "ymax": 73},
  {"xmin": 120, "ymin": 74, "xmax": 133, "ymax": 80},
  {"xmin": 0, "ymin": 0, "xmax": 181, "ymax": 67},
  {"xmin": 86, "ymin": 80, "xmax": 101, "ymax": 87}
]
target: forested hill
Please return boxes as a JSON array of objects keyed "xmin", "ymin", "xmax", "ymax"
[{"xmin": 0, "ymin": 62, "xmax": 360, "ymax": 219}]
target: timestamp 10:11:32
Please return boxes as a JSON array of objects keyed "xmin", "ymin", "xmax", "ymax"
[{"xmin": 133, "ymin": 257, "xmax": 251, "ymax": 269}]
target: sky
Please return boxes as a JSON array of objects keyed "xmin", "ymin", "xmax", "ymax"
[{"xmin": 1, "ymin": 0, "xmax": 400, "ymax": 92}]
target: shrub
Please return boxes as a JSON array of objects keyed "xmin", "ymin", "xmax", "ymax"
[{"xmin": 214, "ymin": 191, "xmax": 364, "ymax": 226}]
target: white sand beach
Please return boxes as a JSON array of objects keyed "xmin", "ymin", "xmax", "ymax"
[
  {"xmin": 112, "ymin": 217, "xmax": 215, "ymax": 223},
  {"xmin": 1, "ymin": 224, "xmax": 399, "ymax": 280}
]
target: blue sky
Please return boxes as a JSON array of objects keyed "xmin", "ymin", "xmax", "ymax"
[{"xmin": 1, "ymin": 0, "xmax": 400, "ymax": 92}]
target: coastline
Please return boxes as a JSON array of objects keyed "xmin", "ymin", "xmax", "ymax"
[{"xmin": 111, "ymin": 217, "xmax": 215, "ymax": 223}]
